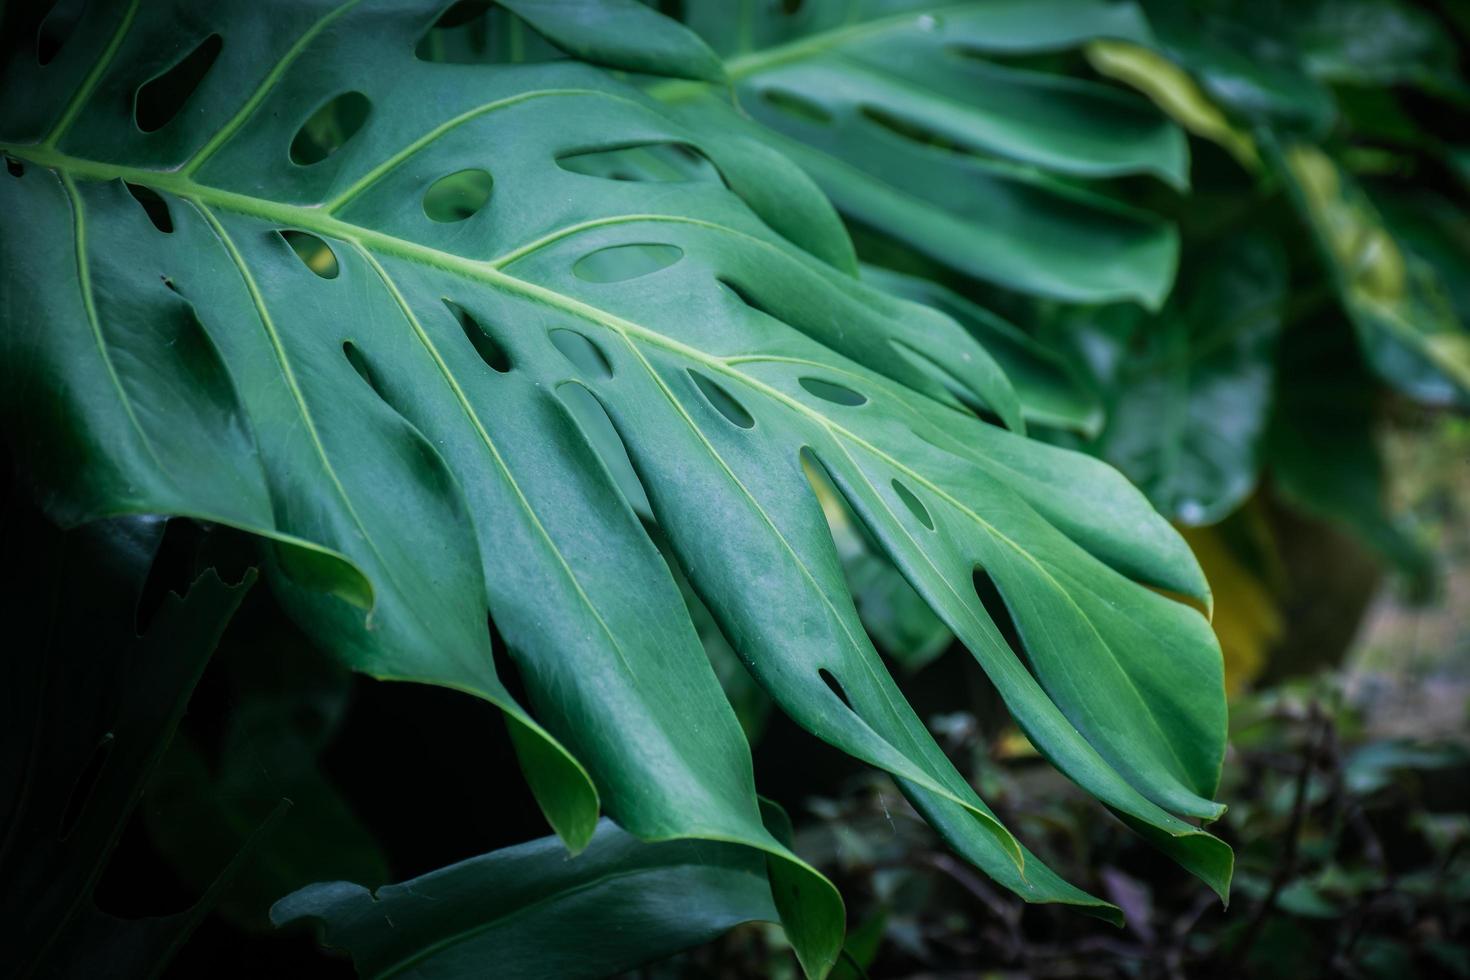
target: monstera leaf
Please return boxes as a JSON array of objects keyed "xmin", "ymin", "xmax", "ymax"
[
  {"xmin": 662, "ymin": 0, "xmax": 1188, "ymax": 309},
  {"xmin": 1, "ymin": 488, "xmax": 261, "ymax": 978},
  {"xmin": 0, "ymin": 1, "xmax": 1228, "ymax": 973},
  {"xmin": 272, "ymin": 817, "xmax": 782, "ymax": 978}
]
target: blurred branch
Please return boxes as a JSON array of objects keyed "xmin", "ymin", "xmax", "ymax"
[{"xmin": 1219, "ymin": 702, "xmax": 1328, "ymax": 977}]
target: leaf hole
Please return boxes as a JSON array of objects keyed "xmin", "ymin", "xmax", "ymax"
[
  {"xmin": 572, "ymin": 243, "xmax": 683, "ymax": 283},
  {"xmin": 557, "ymin": 382, "xmax": 652, "ymax": 517},
  {"xmin": 889, "ymin": 339, "xmax": 1001, "ymax": 423},
  {"xmin": 444, "ymin": 299, "xmax": 511, "ymax": 372},
  {"xmin": 36, "ymin": 0, "xmax": 86, "ymax": 66},
  {"xmin": 973, "ymin": 567, "xmax": 1026, "ymax": 666},
  {"xmin": 718, "ymin": 277, "xmax": 779, "ymax": 320},
  {"xmin": 416, "ymin": 0, "xmax": 499, "ymax": 63},
  {"xmin": 58, "ymin": 732, "xmax": 114, "ymax": 840},
  {"xmin": 133, "ymin": 33, "xmax": 222, "ymax": 133},
  {"xmin": 688, "ymin": 369, "xmax": 754, "ymax": 429},
  {"xmin": 423, "ymin": 168, "xmax": 493, "ymax": 222},
  {"xmin": 549, "ymin": 328, "xmax": 613, "ymax": 380},
  {"xmin": 891, "ymin": 479, "xmax": 933, "ymax": 530},
  {"xmin": 799, "ymin": 377, "xmax": 867, "ymax": 407},
  {"xmin": 342, "ymin": 341, "xmax": 384, "ymax": 396},
  {"xmin": 124, "ymin": 182, "xmax": 172, "ymax": 233},
  {"xmin": 818, "ymin": 668, "xmax": 852, "ymax": 710},
  {"xmin": 289, "ymin": 91, "xmax": 371, "ymax": 166},
  {"xmin": 759, "ymin": 87, "xmax": 832, "ymax": 125},
  {"xmin": 556, "ymin": 142, "xmax": 722, "ymax": 184},
  {"xmin": 339, "ymin": 342, "xmax": 459, "ymax": 502},
  {"xmin": 279, "ymin": 230, "xmax": 340, "ymax": 279},
  {"xmin": 160, "ymin": 275, "xmax": 178, "ymax": 291},
  {"xmin": 4, "ymin": 155, "xmax": 22, "ymax": 178},
  {"xmin": 859, "ymin": 104, "xmax": 973, "ymax": 158}
]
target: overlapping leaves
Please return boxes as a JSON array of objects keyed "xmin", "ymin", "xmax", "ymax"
[
  {"xmin": 0, "ymin": 1, "xmax": 1228, "ymax": 974},
  {"xmin": 662, "ymin": 0, "xmax": 1188, "ymax": 309}
]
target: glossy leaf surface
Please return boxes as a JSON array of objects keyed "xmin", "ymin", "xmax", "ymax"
[
  {"xmin": 666, "ymin": 0, "xmax": 1187, "ymax": 308},
  {"xmin": 0, "ymin": 1, "xmax": 1229, "ymax": 967},
  {"xmin": 273, "ymin": 818, "xmax": 778, "ymax": 979}
]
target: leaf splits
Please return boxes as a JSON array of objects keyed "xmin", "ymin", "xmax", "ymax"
[{"xmin": 0, "ymin": 1, "xmax": 1229, "ymax": 972}]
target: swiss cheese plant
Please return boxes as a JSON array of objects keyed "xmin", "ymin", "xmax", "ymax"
[{"xmin": 0, "ymin": 1, "xmax": 1230, "ymax": 975}]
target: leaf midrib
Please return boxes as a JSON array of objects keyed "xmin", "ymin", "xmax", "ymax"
[
  {"xmin": 7, "ymin": 140, "xmax": 1039, "ymax": 857},
  {"xmin": 11, "ymin": 140, "xmax": 1209, "ymax": 823}
]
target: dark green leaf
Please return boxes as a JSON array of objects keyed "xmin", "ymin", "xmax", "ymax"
[
  {"xmin": 0, "ymin": 3, "xmax": 1231, "ymax": 963},
  {"xmin": 0, "ymin": 496, "xmax": 255, "ymax": 977},
  {"xmin": 272, "ymin": 819, "xmax": 778, "ymax": 979},
  {"xmin": 1100, "ymin": 234, "xmax": 1287, "ymax": 525}
]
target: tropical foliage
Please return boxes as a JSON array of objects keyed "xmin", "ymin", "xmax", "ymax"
[{"xmin": 1, "ymin": 0, "xmax": 1465, "ymax": 977}]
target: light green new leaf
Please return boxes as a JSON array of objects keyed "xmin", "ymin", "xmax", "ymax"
[
  {"xmin": 664, "ymin": 0, "xmax": 1187, "ymax": 308},
  {"xmin": 1100, "ymin": 235, "xmax": 1287, "ymax": 526},
  {"xmin": 272, "ymin": 819, "xmax": 778, "ymax": 979},
  {"xmin": 0, "ymin": 0, "xmax": 1229, "ymax": 967}
]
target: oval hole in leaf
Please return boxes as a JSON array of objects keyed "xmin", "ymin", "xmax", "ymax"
[
  {"xmin": 860, "ymin": 104, "xmax": 967, "ymax": 156},
  {"xmin": 290, "ymin": 91, "xmax": 371, "ymax": 166},
  {"xmin": 549, "ymin": 328, "xmax": 613, "ymax": 380},
  {"xmin": 557, "ymin": 382, "xmax": 651, "ymax": 517},
  {"xmin": 280, "ymin": 230, "xmax": 339, "ymax": 279},
  {"xmin": 572, "ymin": 243, "xmax": 683, "ymax": 283},
  {"xmin": 891, "ymin": 479, "xmax": 933, "ymax": 530},
  {"xmin": 342, "ymin": 341, "xmax": 383, "ymax": 395},
  {"xmin": 444, "ymin": 298, "xmax": 510, "ymax": 372},
  {"xmin": 125, "ymin": 183, "xmax": 172, "ymax": 233},
  {"xmin": 557, "ymin": 142, "xmax": 722, "ymax": 184},
  {"xmin": 890, "ymin": 339, "xmax": 1001, "ymax": 423},
  {"xmin": 36, "ymin": 0, "xmax": 86, "ymax": 66},
  {"xmin": 817, "ymin": 668, "xmax": 852, "ymax": 710},
  {"xmin": 973, "ymin": 567, "xmax": 1027, "ymax": 668},
  {"xmin": 760, "ymin": 87, "xmax": 832, "ymax": 125},
  {"xmin": 415, "ymin": 0, "xmax": 495, "ymax": 63},
  {"xmin": 59, "ymin": 733, "xmax": 114, "ymax": 839},
  {"xmin": 800, "ymin": 377, "xmax": 867, "ymax": 406},
  {"xmin": 423, "ymin": 168, "xmax": 493, "ymax": 222},
  {"xmin": 718, "ymin": 277, "xmax": 778, "ymax": 320},
  {"xmin": 133, "ymin": 33, "xmax": 222, "ymax": 133},
  {"xmin": 4, "ymin": 155, "xmax": 22, "ymax": 178},
  {"xmin": 688, "ymin": 369, "xmax": 754, "ymax": 429}
]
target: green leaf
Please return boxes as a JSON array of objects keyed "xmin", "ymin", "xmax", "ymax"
[
  {"xmin": 498, "ymin": 0, "xmax": 726, "ymax": 83},
  {"xmin": 662, "ymin": 0, "xmax": 1186, "ymax": 308},
  {"xmin": 0, "ymin": 494, "xmax": 256, "ymax": 977},
  {"xmin": 1100, "ymin": 234, "xmax": 1287, "ymax": 525},
  {"xmin": 1273, "ymin": 140, "xmax": 1470, "ymax": 407},
  {"xmin": 143, "ymin": 586, "xmax": 389, "ymax": 930},
  {"xmin": 0, "ymin": 0, "xmax": 1230, "ymax": 960},
  {"xmin": 1139, "ymin": 0, "xmax": 1337, "ymax": 135},
  {"xmin": 272, "ymin": 819, "xmax": 778, "ymax": 978},
  {"xmin": 1265, "ymin": 308, "xmax": 1433, "ymax": 584},
  {"xmin": 862, "ymin": 263, "xmax": 1103, "ymax": 436}
]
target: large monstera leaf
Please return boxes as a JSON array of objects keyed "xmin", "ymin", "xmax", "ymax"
[
  {"xmin": 664, "ymin": 0, "xmax": 1188, "ymax": 309},
  {"xmin": 0, "ymin": 0, "xmax": 1228, "ymax": 973}
]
